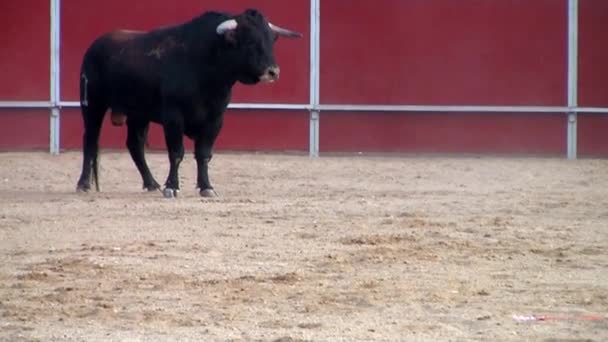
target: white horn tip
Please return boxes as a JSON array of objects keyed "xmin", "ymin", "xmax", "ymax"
[
  {"xmin": 269, "ymin": 23, "xmax": 303, "ymax": 38},
  {"xmin": 216, "ymin": 19, "xmax": 238, "ymax": 34}
]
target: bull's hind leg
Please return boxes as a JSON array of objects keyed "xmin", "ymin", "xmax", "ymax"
[
  {"xmin": 126, "ymin": 120, "xmax": 160, "ymax": 191},
  {"xmin": 76, "ymin": 105, "xmax": 106, "ymax": 192}
]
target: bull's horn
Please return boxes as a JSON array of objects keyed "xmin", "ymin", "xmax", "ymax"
[
  {"xmin": 269, "ymin": 23, "xmax": 302, "ymax": 38},
  {"xmin": 216, "ymin": 19, "xmax": 238, "ymax": 34}
]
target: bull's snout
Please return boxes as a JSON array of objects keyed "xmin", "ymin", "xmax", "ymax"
[{"xmin": 260, "ymin": 65, "xmax": 280, "ymax": 82}]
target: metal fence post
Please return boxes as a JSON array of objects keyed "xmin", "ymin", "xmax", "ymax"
[
  {"xmin": 567, "ymin": 0, "xmax": 578, "ymax": 159},
  {"xmin": 309, "ymin": 0, "xmax": 320, "ymax": 157},
  {"xmin": 50, "ymin": 0, "xmax": 61, "ymax": 155}
]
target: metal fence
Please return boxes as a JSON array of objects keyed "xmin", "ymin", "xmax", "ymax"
[{"xmin": 0, "ymin": 0, "xmax": 606, "ymax": 158}]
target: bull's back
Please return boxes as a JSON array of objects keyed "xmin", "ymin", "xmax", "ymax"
[{"xmin": 82, "ymin": 29, "xmax": 166, "ymax": 120}]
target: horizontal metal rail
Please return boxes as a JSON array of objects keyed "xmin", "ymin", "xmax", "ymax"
[
  {"xmin": 57, "ymin": 101, "xmax": 311, "ymax": 110},
  {"xmin": 227, "ymin": 103, "xmax": 310, "ymax": 110},
  {"xmin": 0, "ymin": 101, "xmax": 53, "ymax": 108},
  {"xmin": 575, "ymin": 107, "xmax": 608, "ymax": 113},
  {"xmin": 319, "ymin": 104, "xmax": 608, "ymax": 113},
  {"xmin": 3, "ymin": 101, "xmax": 608, "ymax": 114}
]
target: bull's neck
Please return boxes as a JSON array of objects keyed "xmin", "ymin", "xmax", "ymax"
[
  {"xmin": 198, "ymin": 60, "xmax": 238, "ymax": 91},
  {"xmin": 186, "ymin": 38, "xmax": 240, "ymax": 89}
]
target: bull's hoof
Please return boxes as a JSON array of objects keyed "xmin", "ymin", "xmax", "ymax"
[
  {"xmin": 163, "ymin": 188, "xmax": 179, "ymax": 199},
  {"xmin": 76, "ymin": 185, "xmax": 90, "ymax": 193},
  {"xmin": 144, "ymin": 184, "xmax": 161, "ymax": 192},
  {"xmin": 199, "ymin": 189, "xmax": 217, "ymax": 198}
]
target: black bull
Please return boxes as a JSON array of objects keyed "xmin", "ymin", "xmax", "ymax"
[{"xmin": 75, "ymin": 9, "xmax": 302, "ymax": 197}]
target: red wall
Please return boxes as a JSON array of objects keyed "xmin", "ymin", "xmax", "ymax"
[
  {"xmin": 577, "ymin": 0, "xmax": 608, "ymax": 156},
  {"xmin": 56, "ymin": 0, "xmax": 309, "ymax": 152},
  {"xmin": 0, "ymin": 109, "xmax": 49, "ymax": 150},
  {"xmin": 60, "ymin": 109, "xmax": 309, "ymax": 152},
  {"xmin": 320, "ymin": 0, "xmax": 566, "ymax": 106},
  {"xmin": 320, "ymin": 112, "xmax": 565, "ymax": 155},
  {"xmin": 319, "ymin": 0, "xmax": 569, "ymax": 155},
  {"xmin": 0, "ymin": 1, "xmax": 50, "ymax": 100},
  {"xmin": 1, "ymin": 1, "xmax": 607, "ymax": 156},
  {"xmin": 60, "ymin": 0, "xmax": 309, "ymax": 103},
  {"xmin": 0, "ymin": 1, "xmax": 50, "ymax": 149},
  {"xmin": 579, "ymin": 0, "xmax": 608, "ymax": 108}
]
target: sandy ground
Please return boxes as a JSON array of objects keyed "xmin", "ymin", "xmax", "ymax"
[{"xmin": 0, "ymin": 151, "xmax": 607, "ymax": 341}]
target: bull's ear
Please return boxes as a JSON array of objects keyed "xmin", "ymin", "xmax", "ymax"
[{"xmin": 224, "ymin": 30, "xmax": 237, "ymax": 45}]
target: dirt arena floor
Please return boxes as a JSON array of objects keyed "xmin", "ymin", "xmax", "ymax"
[{"xmin": 0, "ymin": 151, "xmax": 607, "ymax": 341}]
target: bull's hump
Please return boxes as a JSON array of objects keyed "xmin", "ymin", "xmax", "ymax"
[{"xmin": 109, "ymin": 29, "xmax": 145, "ymax": 42}]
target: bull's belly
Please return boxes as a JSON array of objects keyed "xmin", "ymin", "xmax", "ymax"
[
  {"xmin": 110, "ymin": 111, "xmax": 127, "ymax": 126},
  {"xmin": 108, "ymin": 105, "xmax": 162, "ymax": 126},
  {"xmin": 107, "ymin": 86, "xmax": 162, "ymax": 125},
  {"xmin": 108, "ymin": 87, "xmax": 162, "ymax": 125}
]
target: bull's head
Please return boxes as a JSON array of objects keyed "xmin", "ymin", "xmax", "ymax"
[{"xmin": 216, "ymin": 9, "xmax": 302, "ymax": 85}]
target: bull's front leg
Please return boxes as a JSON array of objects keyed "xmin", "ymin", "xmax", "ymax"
[
  {"xmin": 195, "ymin": 115, "xmax": 224, "ymax": 198},
  {"xmin": 162, "ymin": 110, "xmax": 185, "ymax": 198}
]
